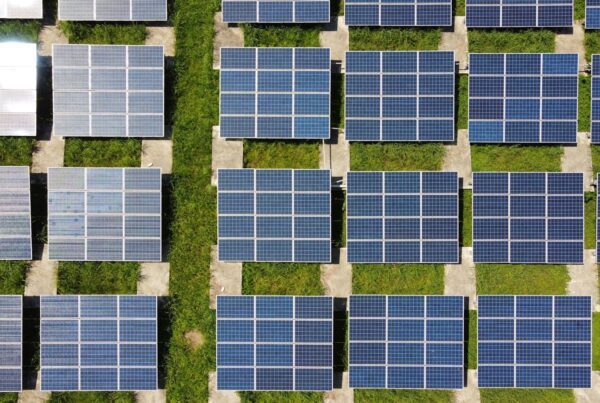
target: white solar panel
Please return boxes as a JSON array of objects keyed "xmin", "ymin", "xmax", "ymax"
[
  {"xmin": 0, "ymin": 166, "xmax": 32, "ymax": 260},
  {"xmin": 58, "ymin": 0, "xmax": 167, "ymax": 21},
  {"xmin": 0, "ymin": 295, "xmax": 22, "ymax": 392},
  {"xmin": 0, "ymin": 0, "xmax": 42, "ymax": 19},
  {"xmin": 0, "ymin": 43, "xmax": 37, "ymax": 137}
]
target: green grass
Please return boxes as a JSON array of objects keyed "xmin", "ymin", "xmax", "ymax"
[
  {"xmin": 242, "ymin": 263, "xmax": 323, "ymax": 295},
  {"xmin": 59, "ymin": 22, "xmax": 146, "ymax": 44},
  {"xmin": 480, "ymin": 389, "xmax": 574, "ymax": 403},
  {"xmin": 0, "ymin": 394, "xmax": 18, "ymax": 403},
  {"xmin": 471, "ymin": 145, "xmax": 563, "ymax": 172},
  {"xmin": 476, "ymin": 265, "xmax": 570, "ymax": 295},
  {"xmin": 350, "ymin": 143, "xmax": 445, "ymax": 171},
  {"xmin": 49, "ymin": 392, "xmax": 135, "ymax": 403},
  {"xmin": 585, "ymin": 192, "xmax": 596, "ymax": 249},
  {"xmin": 0, "ymin": 20, "xmax": 40, "ymax": 41},
  {"xmin": 349, "ymin": 28, "xmax": 441, "ymax": 51},
  {"xmin": 592, "ymin": 146, "xmax": 600, "ymax": 176},
  {"xmin": 594, "ymin": 313, "xmax": 600, "ymax": 370},
  {"xmin": 0, "ymin": 261, "xmax": 28, "ymax": 294},
  {"xmin": 355, "ymin": 390, "xmax": 452, "ymax": 403},
  {"xmin": 579, "ymin": 75, "xmax": 591, "ymax": 132},
  {"xmin": 243, "ymin": 25, "xmax": 321, "ymax": 47},
  {"xmin": 244, "ymin": 141, "xmax": 320, "ymax": 168},
  {"xmin": 457, "ymin": 74, "xmax": 468, "ymax": 130},
  {"xmin": 455, "ymin": 0, "xmax": 466, "ymax": 16},
  {"xmin": 0, "ymin": 138, "xmax": 35, "ymax": 166},
  {"xmin": 64, "ymin": 139, "xmax": 142, "ymax": 167},
  {"xmin": 467, "ymin": 310, "xmax": 477, "ymax": 369},
  {"xmin": 57, "ymin": 262, "xmax": 139, "ymax": 294},
  {"xmin": 585, "ymin": 31, "xmax": 600, "ymax": 63},
  {"xmin": 461, "ymin": 189, "xmax": 472, "ymax": 247},
  {"xmin": 352, "ymin": 264, "xmax": 445, "ymax": 294},
  {"xmin": 240, "ymin": 392, "xmax": 323, "ymax": 402},
  {"xmin": 468, "ymin": 30, "xmax": 555, "ymax": 53}
]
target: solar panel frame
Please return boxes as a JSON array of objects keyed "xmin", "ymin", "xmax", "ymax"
[
  {"xmin": 345, "ymin": 51, "xmax": 456, "ymax": 142},
  {"xmin": 472, "ymin": 172, "xmax": 584, "ymax": 264},
  {"xmin": 0, "ymin": 0, "xmax": 43, "ymax": 18},
  {"xmin": 0, "ymin": 166, "xmax": 32, "ymax": 260},
  {"xmin": 346, "ymin": 171, "xmax": 460, "ymax": 263},
  {"xmin": 216, "ymin": 295, "xmax": 334, "ymax": 391},
  {"xmin": 345, "ymin": 0, "xmax": 452, "ymax": 26},
  {"xmin": 591, "ymin": 55, "xmax": 600, "ymax": 143},
  {"xmin": 222, "ymin": 0, "xmax": 330, "ymax": 23},
  {"xmin": 466, "ymin": 0, "xmax": 573, "ymax": 28},
  {"xmin": 219, "ymin": 47, "xmax": 331, "ymax": 140},
  {"xmin": 52, "ymin": 44, "xmax": 165, "ymax": 138},
  {"xmin": 47, "ymin": 167, "xmax": 162, "ymax": 262},
  {"xmin": 348, "ymin": 295, "xmax": 465, "ymax": 390},
  {"xmin": 477, "ymin": 295, "xmax": 592, "ymax": 389},
  {"xmin": 0, "ymin": 295, "xmax": 22, "ymax": 392},
  {"xmin": 58, "ymin": 0, "xmax": 167, "ymax": 21},
  {"xmin": 468, "ymin": 53, "xmax": 579, "ymax": 144}
]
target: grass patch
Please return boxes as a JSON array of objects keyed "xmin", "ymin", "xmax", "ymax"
[
  {"xmin": 0, "ymin": 20, "xmax": 40, "ymax": 41},
  {"xmin": 0, "ymin": 138, "xmax": 34, "ymax": 166},
  {"xmin": 457, "ymin": 74, "xmax": 468, "ymax": 130},
  {"xmin": 64, "ymin": 138, "xmax": 141, "ymax": 167},
  {"xmin": 240, "ymin": 392, "xmax": 323, "ymax": 402},
  {"xmin": 476, "ymin": 264, "xmax": 569, "ymax": 295},
  {"xmin": 575, "ymin": 0, "xmax": 586, "ymax": 20},
  {"xmin": 592, "ymin": 145, "xmax": 600, "ymax": 176},
  {"xmin": 352, "ymin": 264, "xmax": 445, "ymax": 294},
  {"xmin": 349, "ymin": 27, "xmax": 441, "ymax": 51},
  {"xmin": 471, "ymin": 145, "xmax": 563, "ymax": 172},
  {"xmin": 461, "ymin": 189, "xmax": 472, "ymax": 247},
  {"xmin": 585, "ymin": 31, "xmax": 600, "ymax": 62},
  {"xmin": 350, "ymin": 143, "xmax": 445, "ymax": 171},
  {"xmin": 468, "ymin": 29, "xmax": 555, "ymax": 53},
  {"xmin": 0, "ymin": 394, "xmax": 18, "ymax": 403},
  {"xmin": 59, "ymin": 22, "xmax": 146, "ymax": 44},
  {"xmin": 0, "ymin": 261, "xmax": 28, "ymax": 294},
  {"xmin": 49, "ymin": 392, "xmax": 134, "ymax": 403},
  {"xmin": 355, "ymin": 390, "xmax": 452, "ymax": 403},
  {"xmin": 244, "ymin": 141, "xmax": 320, "ymax": 169},
  {"xmin": 455, "ymin": 0, "xmax": 465, "ymax": 16},
  {"xmin": 467, "ymin": 310, "xmax": 477, "ymax": 369},
  {"xmin": 585, "ymin": 192, "xmax": 597, "ymax": 249},
  {"xmin": 242, "ymin": 263, "xmax": 323, "ymax": 295},
  {"xmin": 243, "ymin": 25, "xmax": 321, "ymax": 47},
  {"xmin": 479, "ymin": 389, "xmax": 574, "ymax": 403},
  {"xmin": 57, "ymin": 262, "xmax": 139, "ymax": 294},
  {"xmin": 594, "ymin": 313, "xmax": 600, "ymax": 370},
  {"xmin": 579, "ymin": 75, "xmax": 591, "ymax": 132}
]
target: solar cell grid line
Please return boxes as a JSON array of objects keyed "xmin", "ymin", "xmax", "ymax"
[
  {"xmin": 346, "ymin": 171, "xmax": 459, "ymax": 263},
  {"xmin": 0, "ymin": 166, "xmax": 32, "ymax": 260},
  {"xmin": 472, "ymin": 172, "xmax": 584, "ymax": 264},
  {"xmin": 219, "ymin": 47, "xmax": 331, "ymax": 140},
  {"xmin": 345, "ymin": 0, "xmax": 452, "ymax": 26},
  {"xmin": 217, "ymin": 168, "xmax": 331, "ymax": 262},
  {"xmin": 348, "ymin": 295, "xmax": 465, "ymax": 389},
  {"xmin": 0, "ymin": 0, "xmax": 42, "ymax": 18},
  {"xmin": 216, "ymin": 295, "xmax": 334, "ymax": 391},
  {"xmin": 58, "ymin": 0, "xmax": 167, "ymax": 21},
  {"xmin": 40, "ymin": 295, "xmax": 158, "ymax": 391},
  {"xmin": 52, "ymin": 44, "xmax": 165, "ymax": 138},
  {"xmin": 47, "ymin": 167, "xmax": 162, "ymax": 262},
  {"xmin": 0, "ymin": 295, "xmax": 22, "ymax": 392},
  {"xmin": 468, "ymin": 53, "xmax": 578, "ymax": 144},
  {"xmin": 222, "ymin": 0, "xmax": 330, "ymax": 23},
  {"xmin": 466, "ymin": 0, "xmax": 573, "ymax": 28},
  {"xmin": 345, "ymin": 51, "xmax": 455, "ymax": 142},
  {"xmin": 477, "ymin": 295, "xmax": 592, "ymax": 389}
]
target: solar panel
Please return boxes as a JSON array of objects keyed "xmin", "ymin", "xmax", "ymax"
[
  {"xmin": 466, "ymin": 0, "xmax": 573, "ymax": 27},
  {"xmin": 58, "ymin": 0, "xmax": 167, "ymax": 21},
  {"xmin": 216, "ymin": 295, "xmax": 333, "ymax": 391},
  {"xmin": 47, "ymin": 168, "xmax": 162, "ymax": 262},
  {"xmin": 469, "ymin": 53, "xmax": 578, "ymax": 143},
  {"xmin": 478, "ymin": 295, "xmax": 591, "ymax": 388},
  {"xmin": 0, "ymin": 296, "xmax": 22, "ymax": 392},
  {"xmin": 349, "ymin": 295, "xmax": 464, "ymax": 389},
  {"xmin": 345, "ymin": 0, "xmax": 452, "ymax": 26},
  {"xmin": 219, "ymin": 47, "xmax": 330, "ymax": 140},
  {"xmin": 472, "ymin": 172, "xmax": 584, "ymax": 264},
  {"xmin": 222, "ymin": 0, "xmax": 329, "ymax": 23},
  {"xmin": 588, "ymin": 0, "xmax": 600, "ymax": 28},
  {"xmin": 40, "ymin": 295, "xmax": 158, "ymax": 391},
  {"xmin": 591, "ymin": 55, "xmax": 600, "ymax": 143},
  {"xmin": 0, "ymin": 166, "xmax": 32, "ymax": 260},
  {"xmin": 0, "ymin": 43, "xmax": 37, "ymax": 137},
  {"xmin": 345, "ymin": 51, "xmax": 455, "ymax": 142},
  {"xmin": 53, "ymin": 45, "xmax": 164, "ymax": 138},
  {"xmin": 0, "ymin": 0, "xmax": 42, "ymax": 18},
  {"xmin": 346, "ymin": 171, "xmax": 459, "ymax": 263},
  {"xmin": 217, "ymin": 169, "xmax": 331, "ymax": 262}
]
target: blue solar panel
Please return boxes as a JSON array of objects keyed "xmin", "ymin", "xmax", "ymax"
[
  {"xmin": 472, "ymin": 172, "xmax": 584, "ymax": 264},
  {"xmin": 588, "ymin": 0, "xmax": 600, "ymax": 28},
  {"xmin": 218, "ymin": 169, "xmax": 331, "ymax": 262},
  {"xmin": 469, "ymin": 53, "xmax": 578, "ymax": 144},
  {"xmin": 220, "ymin": 48, "xmax": 330, "ymax": 139},
  {"xmin": 216, "ymin": 296, "xmax": 333, "ymax": 391},
  {"xmin": 478, "ymin": 296, "xmax": 592, "ymax": 388},
  {"xmin": 345, "ymin": 51, "xmax": 455, "ymax": 142},
  {"xmin": 466, "ymin": 0, "xmax": 573, "ymax": 27},
  {"xmin": 347, "ymin": 171, "xmax": 459, "ymax": 263},
  {"xmin": 40, "ymin": 296, "xmax": 158, "ymax": 391},
  {"xmin": 222, "ymin": 0, "xmax": 329, "ymax": 22},
  {"xmin": 591, "ymin": 55, "xmax": 600, "ymax": 143},
  {"xmin": 349, "ymin": 295, "xmax": 464, "ymax": 389},
  {"xmin": 0, "ymin": 296, "xmax": 22, "ymax": 392},
  {"xmin": 345, "ymin": 0, "xmax": 452, "ymax": 26}
]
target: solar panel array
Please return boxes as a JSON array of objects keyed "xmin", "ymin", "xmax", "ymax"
[
  {"xmin": 40, "ymin": 295, "xmax": 158, "ymax": 391},
  {"xmin": 220, "ymin": 47, "xmax": 330, "ymax": 139},
  {"xmin": 0, "ymin": 43, "xmax": 37, "ymax": 137},
  {"xmin": 588, "ymin": 0, "xmax": 600, "ymax": 28},
  {"xmin": 466, "ymin": 0, "xmax": 573, "ymax": 27},
  {"xmin": 345, "ymin": 0, "xmax": 452, "ymax": 26},
  {"xmin": 53, "ymin": 44, "xmax": 164, "ymax": 138},
  {"xmin": 472, "ymin": 172, "xmax": 584, "ymax": 264},
  {"xmin": 0, "ymin": 166, "xmax": 32, "ymax": 260},
  {"xmin": 218, "ymin": 169, "xmax": 331, "ymax": 262},
  {"xmin": 591, "ymin": 55, "xmax": 600, "ymax": 143},
  {"xmin": 469, "ymin": 53, "xmax": 578, "ymax": 143},
  {"xmin": 0, "ymin": 0, "xmax": 42, "ymax": 18},
  {"xmin": 346, "ymin": 171, "xmax": 459, "ymax": 263},
  {"xmin": 47, "ymin": 167, "xmax": 162, "ymax": 262},
  {"xmin": 478, "ymin": 296, "xmax": 591, "ymax": 388},
  {"xmin": 349, "ymin": 295, "xmax": 464, "ymax": 389},
  {"xmin": 222, "ymin": 0, "xmax": 329, "ymax": 23},
  {"xmin": 0, "ymin": 296, "xmax": 22, "ymax": 392},
  {"xmin": 58, "ymin": 0, "xmax": 167, "ymax": 21},
  {"xmin": 345, "ymin": 51, "xmax": 455, "ymax": 142},
  {"xmin": 217, "ymin": 296, "xmax": 333, "ymax": 391}
]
